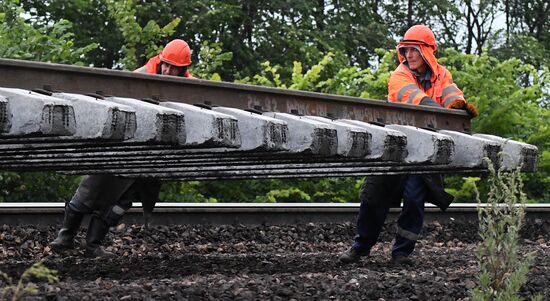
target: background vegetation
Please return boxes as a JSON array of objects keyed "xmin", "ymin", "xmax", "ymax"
[{"xmin": 0, "ymin": 0, "xmax": 548, "ymax": 203}]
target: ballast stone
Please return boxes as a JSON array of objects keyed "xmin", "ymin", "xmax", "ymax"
[
  {"xmin": 0, "ymin": 88, "xmax": 76, "ymax": 137},
  {"xmin": 213, "ymin": 107, "xmax": 288, "ymax": 151},
  {"xmin": 263, "ymin": 112, "xmax": 338, "ymax": 156},
  {"xmin": 439, "ymin": 130, "xmax": 501, "ymax": 168},
  {"xmin": 387, "ymin": 125, "xmax": 454, "ymax": 164},
  {"xmin": 161, "ymin": 102, "xmax": 241, "ymax": 148},
  {"xmin": 305, "ymin": 116, "xmax": 371, "ymax": 158},
  {"xmin": 337, "ymin": 120, "xmax": 407, "ymax": 162},
  {"xmin": 53, "ymin": 92, "xmax": 137, "ymax": 140},
  {"xmin": 474, "ymin": 134, "xmax": 538, "ymax": 172},
  {"xmin": 106, "ymin": 97, "xmax": 186, "ymax": 145}
]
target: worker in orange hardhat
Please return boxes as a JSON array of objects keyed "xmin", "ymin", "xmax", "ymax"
[
  {"xmin": 51, "ymin": 39, "xmax": 196, "ymax": 258},
  {"xmin": 135, "ymin": 39, "xmax": 195, "ymax": 78},
  {"xmin": 340, "ymin": 25, "xmax": 476, "ymax": 265},
  {"xmin": 388, "ymin": 25, "xmax": 477, "ymax": 116}
]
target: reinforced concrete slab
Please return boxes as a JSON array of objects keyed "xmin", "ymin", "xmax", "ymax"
[
  {"xmin": 0, "ymin": 95, "xmax": 10, "ymax": 133},
  {"xmin": 474, "ymin": 134, "xmax": 538, "ymax": 172},
  {"xmin": 213, "ymin": 107, "xmax": 288, "ymax": 151},
  {"xmin": 305, "ymin": 116, "xmax": 370, "ymax": 158},
  {"xmin": 161, "ymin": 102, "xmax": 241, "ymax": 148},
  {"xmin": 263, "ymin": 112, "xmax": 338, "ymax": 156},
  {"xmin": 439, "ymin": 130, "xmax": 501, "ymax": 168},
  {"xmin": 387, "ymin": 125, "xmax": 454, "ymax": 164},
  {"xmin": 53, "ymin": 92, "xmax": 136, "ymax": 140},
  {"xmin": 105, "ymin": 97, "xmax": 186, "ymax": 144},
  {"xmin": 0, "ymin": 88, "xmax": 76, "ymax": 137},
  {"xmin": 337, "ymin": 120, "xmax": 407, "ymax": 161}
]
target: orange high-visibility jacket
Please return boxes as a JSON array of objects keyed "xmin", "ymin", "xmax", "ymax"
[
  {"xmin": 135, "ymin": 55, "xmax": 194, "ymax": 78},
  {"xmin": 388, "ymin": 44, "xmax": 464, "ymax": 108}
]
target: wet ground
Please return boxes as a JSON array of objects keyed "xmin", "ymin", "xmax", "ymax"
[{"xmin": 1, "ymin": 219, "xmax": 548, "ymax": 300}]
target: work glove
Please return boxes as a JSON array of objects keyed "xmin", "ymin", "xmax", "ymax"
[
  {"xmin": 448, "ymin": 99, "xmax": 478, "ymax": 118},
  {"xmin": 465, "ymin": 102, "xmax": 478, "ymax": 118}
]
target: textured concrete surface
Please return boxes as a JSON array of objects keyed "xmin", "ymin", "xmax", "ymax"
[
  {"xmin": 106, "ymin": 97, "xmax": 186, "ymax": 144},
  {"xmin": 387, "ymin": 125, "xmax": 454, "ymax": 164},
  {"xmin": 53, "ymin": 92, "xmax": 136, "ymax": 140},
  {"xmin": 0, "ymin": 95, "xmax": 10, "ymax": 133},
  {"xmin": 305, "ymin": 116, "xmax": 370, "ymax": 158},
  {"xmin": 439, "ymin": 130, "xmax": 501, "ymax": 168},
  {"xmin": 263, "ymin": 112, "xmax": 338, "ymax": 156},
  {"xmin": 0, "ymin": 88, "xmax": 76, "ymax": 136},
  {"xmin": 337, "ymin": 120, "xmax": 407, "ymax": 161},
  {"xmin": 213, "ymin": 107, "xmax": 288, "ymax": 151},
  {"xmin": 161, "ymin": 102, "xmax": 241, "ymax": 148},
  {"xmin": 474, "ymin": 133, "xmax": 538, "ymax": 172}
]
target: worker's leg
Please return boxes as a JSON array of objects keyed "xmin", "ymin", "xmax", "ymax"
[
  {"xmin": 83, "ymin": 178, "xmax": 137, "ymax": 257},
  {"xmin": 340, "ymin": 202, "xmax": 390, "ymax": 263},
  {"xmin": 392, "ymin": 175, "xmax": 427, "ymax": 258},
  {"xmin": 51, "ymin": 175, "xmax": 134, "ymax": 253}
]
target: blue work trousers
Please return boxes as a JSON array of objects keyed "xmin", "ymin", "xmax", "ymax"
[{"xmin": 352, "ymin": 175, "xmax": 427, "ymax": 257}]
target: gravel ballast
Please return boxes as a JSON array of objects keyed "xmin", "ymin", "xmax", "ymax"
[{"xmin": 1, "ymin": 219, "xmax": 548, "ymax": 300}]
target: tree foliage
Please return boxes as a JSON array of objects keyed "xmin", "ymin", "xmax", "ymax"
[
  {"xmin": 0, "ymin": 0, "xmax": 548, "ymax": 203},
  {"xmin": 0, "ymin": 0, "xmax": 97, "ymax": 64}
]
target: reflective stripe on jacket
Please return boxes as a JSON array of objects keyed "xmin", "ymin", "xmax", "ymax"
[{"xmin": 388, "ymin": 44, "xmax": 464, "ymax": 108}]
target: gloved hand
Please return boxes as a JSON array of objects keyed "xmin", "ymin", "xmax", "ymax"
[
  {"xmin": 448, "ymin": 99, "xmax": 478, "ymax": 118},
  {"xmin": 465, "ymin": 102, "xmax": 478, "ymax": 118},
  {"xmin": 448, "ymin": 99, "xmax": 466, "ymax": 109}
]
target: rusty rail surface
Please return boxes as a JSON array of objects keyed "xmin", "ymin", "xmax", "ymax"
[{"xmin": 0, "ymin": 58, "xmax": 471, "ymax": 132}]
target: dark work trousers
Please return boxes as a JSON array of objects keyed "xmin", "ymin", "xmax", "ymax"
[
  {"xmin": 67, "ymin": 175, "xmax": 136, "ymax": 225},
  {"xmin": 352, "ymin": 175, "xmax": 427, "ymax": 257}
]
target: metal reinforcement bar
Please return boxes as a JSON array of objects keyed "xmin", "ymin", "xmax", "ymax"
[
  {"xmin": 1, "ymin": 203, "xmax": 548, "ymax": 225},
  {"xmin": 0, "ymin": 58, "xmax": 471, "ymax": 132}
]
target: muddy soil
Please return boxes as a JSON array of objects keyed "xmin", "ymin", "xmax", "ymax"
[{"xmin": 1, "ymin": 219, "xmax": 548, "ymax": 300}]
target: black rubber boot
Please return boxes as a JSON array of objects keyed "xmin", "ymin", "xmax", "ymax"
[
  {"xmin": 85, "ymin": 215, "xmax": 113, "ymax": 258},
  {"xmin": 50, "ymin": 206, "xmax": 84, "ymax": 251}
]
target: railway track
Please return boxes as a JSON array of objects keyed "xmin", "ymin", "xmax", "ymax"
[{"xmin": 1, "ymin": 202, "xmax": 548, "ymax": 226}]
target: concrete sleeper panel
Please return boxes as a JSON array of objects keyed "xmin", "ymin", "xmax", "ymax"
[
  {"xmin": 161, "ymin": 102, "xmax": 241, "ymax": 148},
  {"xmin": 0, "ymin": 95, "xmax": 10, "ymax": 133},
  {"xmin": 53, "ymin": 92, "xmax": 136, "ymax": 140},
  {"xmin": 473, "ymin": 134, "xmax": 538, "ymax": 172},
  {"xmin": 387, "ymin": 125, "xmax": 454, "ymax": 164},
  {"xmin": 0, "ymin": 88, "xmax": 76, "ymax": 136},
  {"xmin": 305, "ymin": 116, "xmax": 370, "ymax": 158},
  {"xmin": 263, "ymin": 112, "xmax": 338, "ymax": 156},
  {"xmin": 213, "ymin": 107, "xmax": 288, "ymax": 151},
  {"xmin": 337, "ymin": 119, "xmax": 407, "ymax": 162},
  {"xmin": 439, "ymin": 130, "xmax": 501, "ymax": 168},
  {"xmin": 106, "ymin": 97, "xmax": 185, "ymax": 144}
]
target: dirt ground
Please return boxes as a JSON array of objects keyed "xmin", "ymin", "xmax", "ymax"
[{"xmin": 1, "ymin": 219, "xmax": 548, "ymax": 300}]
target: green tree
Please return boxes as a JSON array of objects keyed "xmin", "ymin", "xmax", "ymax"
[{"xmin": 0, "ymin": 0, "xmax": 97, "ymax": 64}]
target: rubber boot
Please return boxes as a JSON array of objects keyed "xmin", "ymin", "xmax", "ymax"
[
  {"xmin": 85, "ymin": 215, "xmax": 114, "ymax": 258},
  {"xmin": 50, "ymin": 206, "xmax": 84, "ymax": 251}
]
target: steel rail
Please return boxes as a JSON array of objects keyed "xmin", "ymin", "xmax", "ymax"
[
  {"xmin": 1, "ymin": 203, "xmax": 548, "ymax": 225},
  {"xmin": 0, "ymin": 58, "xmax": 471, "ymax": 132}
]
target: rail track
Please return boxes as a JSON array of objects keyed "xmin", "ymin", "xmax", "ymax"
[{"xmin": 1, "ymin": 202, "xmax": 548, "ymax": 226}]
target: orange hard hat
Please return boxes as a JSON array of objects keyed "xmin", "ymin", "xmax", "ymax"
[
  {"xmin": 399, "ymin": 25, "xmax": 437, "ymax": 51},
  {"xmin": 159, "ymin": 39, "xmax": 192, "ymax": 67}
]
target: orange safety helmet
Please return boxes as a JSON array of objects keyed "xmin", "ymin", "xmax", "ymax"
[
  {"xmin": 159, "ymin": 39, "xmax": 192, "ymax": 67},
  {"xmin": 399, "ymin": 25, "xmax": 437, "ymax": 51}
]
